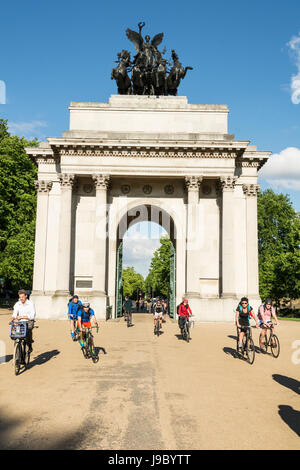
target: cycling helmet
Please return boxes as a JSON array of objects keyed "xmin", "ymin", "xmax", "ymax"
[
  {"xmin": 265, "ymin": 297, "xmax": 272, "ymax": 305},
  {"xmin": 82, "ymin": 301, "xmax": 90, "ymax": 308},
  {"xmin": 240, "ymin": 297, "xmax": 248, "ymax": 303}
]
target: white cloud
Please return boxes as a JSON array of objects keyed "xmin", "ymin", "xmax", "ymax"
[
  {"xmin": 259, "ymin": 147, "xmax": 300, "ymax": 190},
  {"xmin": 8, "ymin": 120, "xmax": 48, "ymax": 139},
  {"xmin": 287, "ymin": 32, "xmax": 300, "ymax": 104}
]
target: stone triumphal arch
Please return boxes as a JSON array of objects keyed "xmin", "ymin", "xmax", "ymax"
[{"xmin": 26, "ymin": 95, "xmax": 271, "ymax": 321}]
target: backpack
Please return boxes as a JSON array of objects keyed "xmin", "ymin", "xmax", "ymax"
[
  {"xmin": 177, "ymin": 303, "xmax": 182, "ymax": 315},
  {"xmin": 238, "ymin": 303, "xmax": 252, "ymax": 317}
]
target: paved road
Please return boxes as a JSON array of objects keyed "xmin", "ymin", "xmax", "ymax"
[{"xmin": 0, "ymin": 313, "xmax": 299, "ymax": 449}]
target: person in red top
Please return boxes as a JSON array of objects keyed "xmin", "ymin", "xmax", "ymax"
[{"xmin": 178, "ymin": 298, "xmax": 193, "ymax": 331}]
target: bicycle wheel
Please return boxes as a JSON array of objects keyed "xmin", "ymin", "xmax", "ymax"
[
  {"xmin": 184, "ymin": 324, "xmax": 190, "ymax": 343},
  {"xmin": 81, "ymin": 345, "xmax": 88, "ymax": 359},
  {"xmin": 24, "ymin": 342, "xmax": 31, "ymax": 368},
  {"xmin": 270, "ymin": 334, "xmax": 280, "ymax": 358},
  {"xmin": 88, "ymin": 336, "xmax": 95, "ymax": 358},
  {"xmin": 13, "ymin": 341, "xmax": 21, "ymax": 376},
  {"xmin": 246, "ymin": 338, "xmax": 255, "ymax": 365}
]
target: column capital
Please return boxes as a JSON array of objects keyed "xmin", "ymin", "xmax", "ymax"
[
  {"xmin": 219, "ymin": 176, "xmax": 237, "ymax": 191},
  {"xmin": 34, "ymin": 180, "xmax": 53, "ymax": 193},
  {"xmin": 185, "ymin": 176, "xmax": 203, "ymax": 191},
  {"xmin": 58, "ymin": 173, "xmax": 75, "ymax": 188},
  {"xmin": 92, "ymin": 174, "xmax": 110, "ymax": 190},
  {"xmin": 242, "ymin": 184, "xmax": 260, "ymax": 197}
]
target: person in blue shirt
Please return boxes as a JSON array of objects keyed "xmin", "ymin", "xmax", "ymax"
[
  {"xmin": 68, "ymin": 295, "xmax": 82, "ymax": 341},
  {"xmin": 77, "ymin": 301, "xmax": 98, "ymax": 348}
]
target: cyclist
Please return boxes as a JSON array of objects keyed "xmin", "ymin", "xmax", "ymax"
[
  {"xmin": 11, "ymin": 289, "xmax": 36, "ymax": 353},
  {"xmin": 77, "ymin": 301, "xmax": 99, "ymax": 349},
  {"xmin": 235, "ymin": 297, "xmax": 259, "ymax": 351},
  {"xmin": 68, "ymin": 295, "xmax": 82, "ymax": 341},
  {"xmin": 154, "ymin": 299, "xmax": 164, "ymax": 332},
  {"xmin": 177, "ymin": 298, "xmax": 193, "ymax": 332},
  {"xmin": 123, "ymin": 296, "xmax": 133, "ymax": 326},
  {"xmin": 258, "ymin": 297, "xmax": 279, "ymax": 348}
]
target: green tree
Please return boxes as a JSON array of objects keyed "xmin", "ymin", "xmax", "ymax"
[
  {"xmin": 0, "ymin": 119, "xmax": 38, "ymax": 291},
  {"xmin": 122, "ymin": 267, "xmax": 145, "ymax": 297},
  {"xmin": 258, "ymin": 189, "xmax": 300, "ymax": 303},
  {"xmin": 145, "ymin": 236, "xmax": 172, "ymax": 297}
]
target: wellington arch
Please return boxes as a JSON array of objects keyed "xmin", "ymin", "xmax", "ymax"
[{"xmin": 25, "ymin": 95, "xmax": 271, "ymax": 321}]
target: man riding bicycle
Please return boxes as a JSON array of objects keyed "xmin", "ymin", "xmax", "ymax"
[
  {"xmin": 235, "ymin": 297, "xmax": 259, "ymax": 351},
  {"xmin": 68, "ymin": 295, "xmax": 82, "ymax": 341},
  {"xmin": 258, "ymin": 297, "xmax": 279, "ymax": 348},
  {"xmin": 11, "ymin": 289, "xmax": 36, "ymax": 353},
  {"xmin": 123, "ymin": 296, "xmax": 133, "ymax": 326},
  {"xmin": 77, "ymin": 301, "xmax": 99, "ymax": 349},
  {"xmin": 153, "ymin": 299, "xmax": 164, "ymax": 332}
]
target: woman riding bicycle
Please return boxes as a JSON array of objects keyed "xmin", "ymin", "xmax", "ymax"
[
  {"xmin": 235, "ymin": 297, "xmax": 259, "ymax": 351},
  {"xmin": 178, "ymin": 298, "xmax": 193, "ymax": 330},
  {"xmin": 258, "ymin": 297, "xmax": 279, "ymax": 348}
]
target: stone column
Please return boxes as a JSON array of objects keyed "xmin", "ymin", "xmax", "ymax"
[
  {"xmin": 32, "ymin": 180, "xmax": 53, "ymax": 294},
  {"xmin": 243, "ymin": 184, "xmax": 260, "ymax": 298},
  {"xmin": 220, "ymin": 176, "xmax": 237, "ymax": 298},
  {"xmin": 185, "ymin": 176, "xmax": 202, "ymax": 296},
  {"xmin": 55, "ymin": 173, "xmax": 75, "ymax": 295},
  {"xmin": 92, "ymin": 175, "xmax": 110, "ymax": 297}
]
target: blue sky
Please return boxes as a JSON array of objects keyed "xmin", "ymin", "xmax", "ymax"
[{"xmin": 1, "ymin": 0, "xmax": 300, "ymax": 276}]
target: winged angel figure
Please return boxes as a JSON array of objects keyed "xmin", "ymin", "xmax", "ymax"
[{"xmin": 126, "ymin": 22, "xmax": 164, "ymax": 70}]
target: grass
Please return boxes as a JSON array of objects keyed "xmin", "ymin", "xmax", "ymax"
[{"xmin": 278, "ymin": 316, "xmax": 300, "ymax": 322}]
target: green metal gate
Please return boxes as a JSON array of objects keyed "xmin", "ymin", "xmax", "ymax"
[
  {"xmin": 116, "ymin": 241, "xmax": 123, "ymax": 318},
  {"xmin": 169, "ymin": 241, "xmax": 176, "ymax": 318}
]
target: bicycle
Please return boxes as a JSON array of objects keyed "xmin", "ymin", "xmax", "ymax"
[
  {"xmin": 179, "ymin": 316, "xmax": 191, "ymax": 343},
  {"xmin": 259, "ymin": 322, "xmax": 280, "ymax": 358},
  {"xmin": 154, "ymin": 318, "xmax": 162, "ymax": 336},
  {"xmin": 80, "ymin": 326, "xmax": 99, "ymax": 363},
  {"xmin": 236, "ymin": 326, "xmax": 255, "ymax": 364},
  {"xmin": 125, "ymin": 311, "xmax": 132, "ymax": 328},
  {"xmin": 9, "ymin": 321, "xmax": 38, "ymax": 375}
]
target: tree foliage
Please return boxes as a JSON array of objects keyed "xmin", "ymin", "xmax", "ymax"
[
  {"xmin": 122, "ymin": 266, "xmax": 145, "ymax": 297},
  {"xmin": 258, "ymin": 189, "xmax": 300, "ymax": 303},
  {"xmin": 0, "ymin": 119, "xmax": 38, "ymax": 291},
  {"xmin": 145, "ymin": 236, "xmax": 172, "ymax": 297}
]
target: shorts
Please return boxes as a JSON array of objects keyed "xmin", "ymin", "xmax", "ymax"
[
  {"xmin": 81, "ymin": 321, "xmax": 92, "ymax": 328},
  {"xmin": 69, "ymin": 315, "xmax": 78, "ymax": 321},
  {"xmin": 238, "ymin": 325, "xmax": 250, "ymax": 333},
  {"xmin": 259, "ymin": 320, "xmax": 272, "ymax": 328},
  {"xmin": 154, "ymin": 312, "xmax": 163, "ymax": 319}
]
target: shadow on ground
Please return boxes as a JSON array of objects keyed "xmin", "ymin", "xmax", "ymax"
[
  {"xmin": 0, "ymin": 354, "xmax": 13, "ymax": 364},
  {"xmin": 273, "ymin": 374, "xmax": 300, "ymax": 395},
  {"xmin": 28, "ymin": 349, "xmax": 60, "ymax": 369},
  {"xmin": 278, "ymin": 405, "xmax": 300, "ymax": 437}
]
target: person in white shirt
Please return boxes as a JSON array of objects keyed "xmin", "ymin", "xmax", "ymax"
[{"xmin": 12, "ymin": 289, "xmax": 36, "ymax": 352}]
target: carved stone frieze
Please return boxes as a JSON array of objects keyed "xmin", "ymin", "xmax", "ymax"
[{"xmin": 58, "ymin": 146, "xmax": 238, "ymax": 160}]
